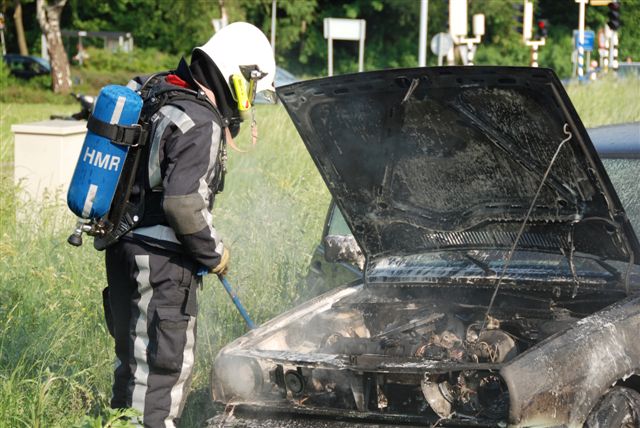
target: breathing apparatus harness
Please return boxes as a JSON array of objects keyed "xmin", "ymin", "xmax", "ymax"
[{"xmin": 69, "ymin": 71, "xmax": 230, "ymax": 249}]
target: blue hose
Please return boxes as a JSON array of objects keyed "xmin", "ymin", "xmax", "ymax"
[
  {"xmin": 218, "ymin": 275, "xmax": 257, "ymax": 330},
  {"xmin": 196, "ymin": 266, "xmax": 256, "ymax": 329}
]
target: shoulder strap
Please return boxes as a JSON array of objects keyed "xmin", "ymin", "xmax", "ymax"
[
  {"xmin": 87, "ymin": 116, "xmax": 142, "ymax": 146},
  {"xmin": 140, "ymin": 75, "xmax": 228, "ymax": 195}
]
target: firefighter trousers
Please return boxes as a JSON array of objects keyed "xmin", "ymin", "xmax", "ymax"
[{"xmin": 104, "ymin": 239, "xmax": 200, "ymax": 428}]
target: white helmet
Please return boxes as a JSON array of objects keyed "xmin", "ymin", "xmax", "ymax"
[{"xmin": 195, "ymin": 22, "xmax": 276, "ymax": 106}]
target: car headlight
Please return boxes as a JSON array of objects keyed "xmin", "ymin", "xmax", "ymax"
[{"xmin": 213, "ymin": 355, "xmax": 263, "ymax": 401}]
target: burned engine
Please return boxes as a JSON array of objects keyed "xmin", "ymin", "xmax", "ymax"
[{"xmin": 213, "ymin": 284, "xmax": 614, "ymax": 423}]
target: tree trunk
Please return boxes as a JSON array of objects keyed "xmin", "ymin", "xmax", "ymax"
[
  {"xmin": 36, "ymin": 0, "xmax": 71, "ymax": 94},
  {"xmin": 13, "ymin": 0, "xmax": 29, "ymax": 55}
]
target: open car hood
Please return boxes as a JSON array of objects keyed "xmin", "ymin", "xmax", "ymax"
[{"xmin": 278, "ymin": 67, "xmax": 639, "ymax": 262}]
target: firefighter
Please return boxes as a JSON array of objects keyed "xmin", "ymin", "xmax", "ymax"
[{"xmin": 102, "ymin": 22, "xmax": 275, "ymax": 427}]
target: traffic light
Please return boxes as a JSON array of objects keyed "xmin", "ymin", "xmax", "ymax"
[
  {"xmin": 513, "ymin": 3, "xmax": 525, "ymax": 35},
  {"xmin": 536, "ymin": 19, "xmax": 548, "ymax": 39},
  {"xmin": 608, "ymin": 2, "xmax": 621, "ymax": 31},
  {"xmin": 513, "ymin": 1, "xmax": 533, "ymax": 41}
]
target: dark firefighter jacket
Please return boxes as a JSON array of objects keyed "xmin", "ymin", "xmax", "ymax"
[{"xmin": 123, "ymin": 70, "xmax": 225, "ymax": 271}]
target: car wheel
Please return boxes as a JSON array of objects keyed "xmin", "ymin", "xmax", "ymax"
[{"xmin": 585, "ymin": 386, "xmax": 640, "ymax": 428}]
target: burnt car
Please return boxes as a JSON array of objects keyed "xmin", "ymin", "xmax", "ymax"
[{"xmin": 210, "ymin": 67, "xmax": 640, "ymax": 427}]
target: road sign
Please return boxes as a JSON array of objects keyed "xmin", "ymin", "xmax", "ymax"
[
  {"xmin": 430, "ymin": 33, "xmax": 453, "ymax": 67},
  {"xmin": 573, "ymin": 29, "xmax": 595, "ymax": 52},
  {"xmin": 430, "ymin": 33, "xmax": 453, "ymax": 56},
  {"xmin": 323, "ymin": 18, "xmax": 366, "ymax": 76},
  {"xmin": 323, "ymin": 18, "xmax": 366, "ymax": 41}
]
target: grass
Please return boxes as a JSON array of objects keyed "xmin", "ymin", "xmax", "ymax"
[
  {"xmin": 565, "ymin": 76, "xmax": 640, "ymax": 127},
  {"xmin": 0, "ymin": 76, "xmax": 639, "ymax": 427}
]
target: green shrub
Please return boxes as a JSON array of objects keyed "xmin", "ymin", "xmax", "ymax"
[
  {"xmin": 0, "ymin": 60, "xmax": 72, "ymax": 105},
  {"xmin": 71, "ymin": 48, "xmax": 181, "ymax": 95},
  {"xmin": 71, "ymin": 68, "xmax": 133, "ymax": 95},
  {"xmin": 0, "ymin": 60, "xmax": 12, "ymax": 85},
  {"xmin": 82, "ymin": 47, "xmax": 180, "ymax": 74}
]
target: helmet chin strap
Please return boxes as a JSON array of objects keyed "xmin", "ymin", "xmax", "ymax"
[
  {"xmin": 234, "ymin": 66, "xmax": 265, "ymax": 148},
  {"xmin": 250, "ymin": 106, "xmax": 258, "ymax": 147},
  {"xmin": 195, "ymin": 79, "xmax": 248, "ymax": 153}
]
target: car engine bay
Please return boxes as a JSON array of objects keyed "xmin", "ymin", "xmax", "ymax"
[{"xmin": 214, "ymin": 284, "xmax": 620, "ymax": 423}]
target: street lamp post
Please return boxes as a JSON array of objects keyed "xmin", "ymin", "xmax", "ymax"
[
  {"xmin": 270, "ymin": 0, "xmax": 277, "ymax": 54},
  {"xmin": 576, "ymin": 0, "xmax": 588, "ymax": 79},
  {"xmin": 448, "ymin": 0, "xmax": 484, "ymax": 66},
  {"xmin": 418, "ymin": 0, "xmax": 429, "ymax": 66}
]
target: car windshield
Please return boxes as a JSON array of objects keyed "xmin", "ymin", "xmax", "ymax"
[
  {"xmin": 602, "ymin": 158, "xmax": 640, "ymax": 233},
  {"xmin": 366, "ymin": 249, "xmax": 640, "ymax": 293}
]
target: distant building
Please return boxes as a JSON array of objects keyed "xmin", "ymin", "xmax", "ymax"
[{"xmin": 61, "ymin": 30, "xmax": 134, "ymax": 53}]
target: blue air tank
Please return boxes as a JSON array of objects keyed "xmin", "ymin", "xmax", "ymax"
[{"xmin": 67, "ymin": 85, "xmax": 143, "ymax": 219}]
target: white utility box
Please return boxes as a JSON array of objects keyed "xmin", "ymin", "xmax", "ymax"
[{"xmin": 12, "ymin": 120, "xmax": 86, "ymax": 202}]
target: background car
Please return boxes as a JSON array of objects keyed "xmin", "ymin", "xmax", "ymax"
[
  {"xmin": 254, "ymin": 66, "xmax": 298, "ymax": 104},
  {"xmin": 3, "ymin": 54, "xmax": 51, "ymax": 79},
  {"xmin": 617, "ymin": 62, "xmax": 640, "ymax": 79}
]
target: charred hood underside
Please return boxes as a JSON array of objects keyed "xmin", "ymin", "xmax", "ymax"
[{"xmin": 277, "ymin": 67, "xmax": 639, "ymax": 262}]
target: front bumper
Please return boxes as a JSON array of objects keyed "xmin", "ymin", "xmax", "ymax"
[{"xmin": 207, "ymin": 402, "xmax": 502, "ymax": 428}]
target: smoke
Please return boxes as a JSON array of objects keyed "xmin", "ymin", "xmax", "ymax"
[{"xmin": 196, "ymin": 104, "xmax": 331, "ymax": 362}]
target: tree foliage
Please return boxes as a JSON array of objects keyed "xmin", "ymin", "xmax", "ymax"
[
  {"xmin": 0, "ymin": 0, "xmax": 639, "ymax": 79},
  {"xmin": 67, "ymin": 0, "xmax": 218, "ymax": 56}
]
